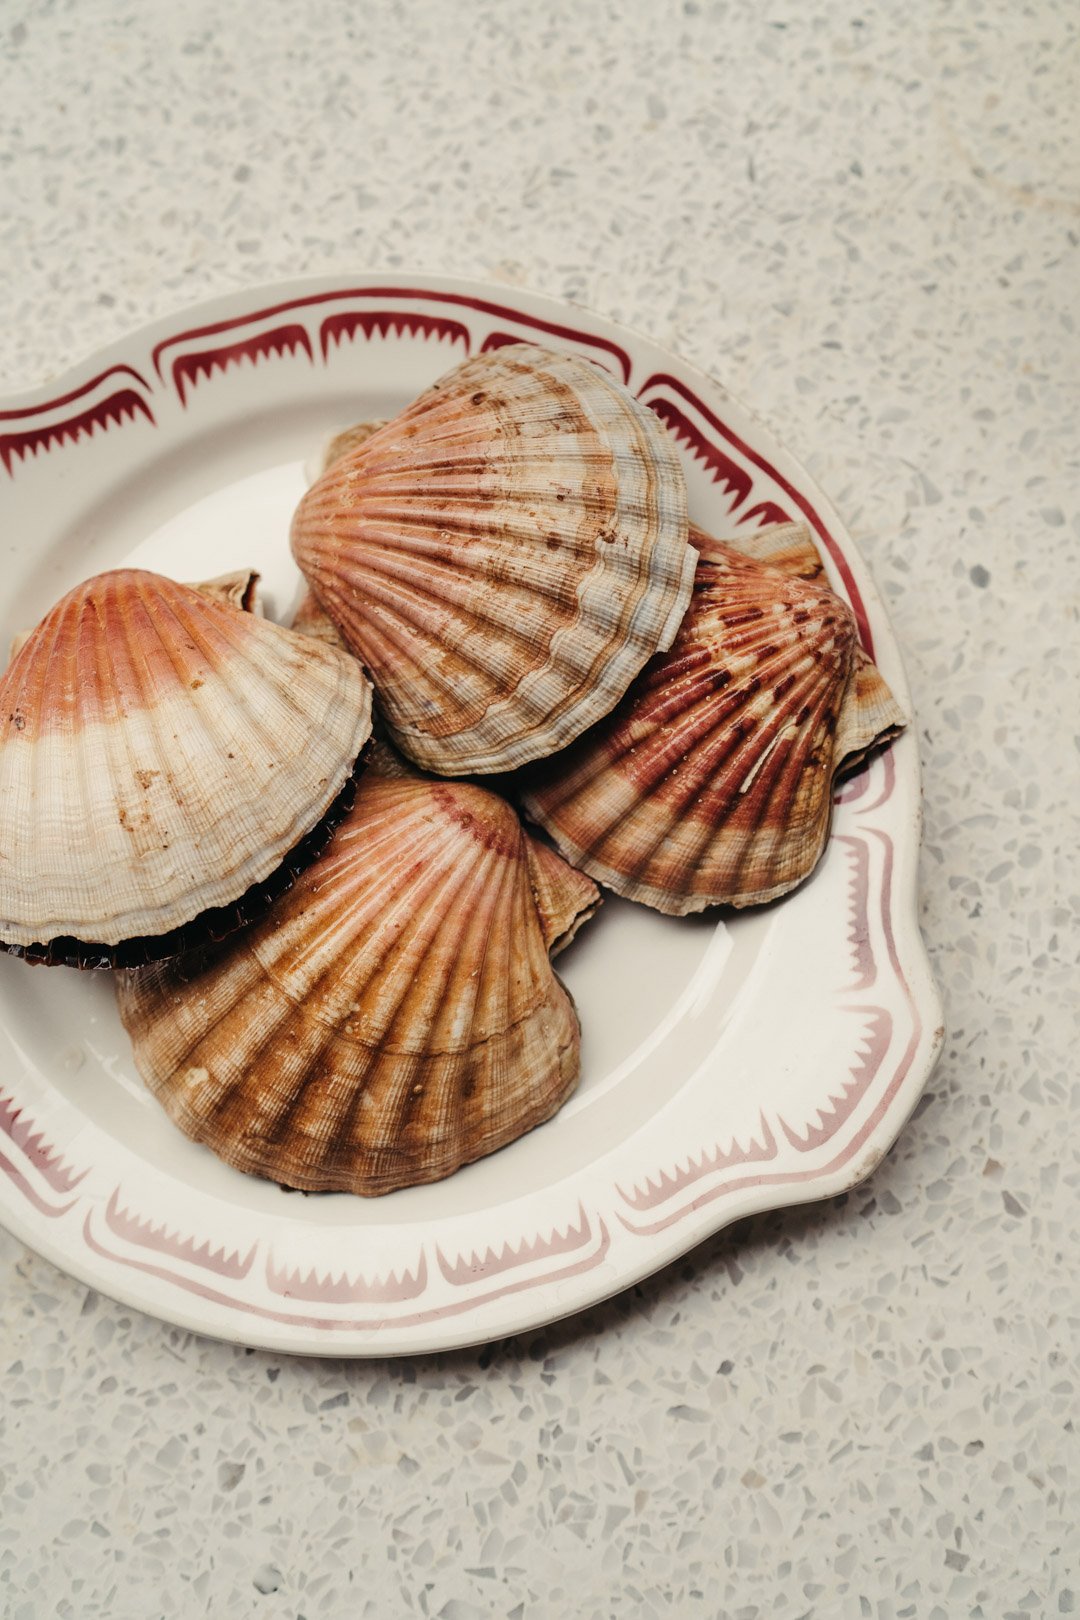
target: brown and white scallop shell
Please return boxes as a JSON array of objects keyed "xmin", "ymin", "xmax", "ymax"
[
  {"xmin": 290, "ymin": 343, "xmax": 695, "ymax": 775},
  {"xmin": 321, "ymin": 417, "xmax": 388, "ymax": 474},
  {"xmin": 0, "ymin": 568, "xmax": 373, "ymax": 964},
  {"xmin": 519, "ymin": 523, "xmax": 906, "ymax": 914},
  {"xmin": 116, "ymin": 767, "xmax": 600, "ymax": 1196},
  {"xmin": 192, "ymin": 568, "xmax": 262, "ymax": 615},
  {"xmin": 289, "ymin": 588, "xmax": 351, "ymax": 653},
  {"xmin": 8, "ymin": 567, "xmax": 263, "ymax": 666}
]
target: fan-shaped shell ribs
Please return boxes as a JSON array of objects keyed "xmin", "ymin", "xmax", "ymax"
[{"xmin": 290, "ymin": 343, "xmax": 696, "ymax": 775}]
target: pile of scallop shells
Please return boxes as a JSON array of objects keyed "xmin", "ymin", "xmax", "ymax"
[{"xmin": 0, "ymin": 343, "xmax": 904, "ymax": 1195}]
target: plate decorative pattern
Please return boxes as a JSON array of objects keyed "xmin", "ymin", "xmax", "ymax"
[{"xmin": 0, "ymin": 277, "xmax": 943, "ymax": 1354}]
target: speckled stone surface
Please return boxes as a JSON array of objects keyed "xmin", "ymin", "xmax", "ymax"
[{"xmin": 1, "ymin": 0, "xmax": 1078, "ymax": 1614}]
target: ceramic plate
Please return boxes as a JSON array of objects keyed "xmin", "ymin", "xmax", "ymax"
[{"xmin": 0, "ymin": 276, "xmax": 943, "ymax": 1355}]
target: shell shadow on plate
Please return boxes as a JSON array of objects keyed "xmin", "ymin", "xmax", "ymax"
[{"xmin": 115, "ymin": 755, "xmax": 600, "ymax": 1196}]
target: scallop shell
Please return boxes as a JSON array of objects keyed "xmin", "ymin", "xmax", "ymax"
[
  {"xmin": 321, "ymin": 418, "xmax": 389, "ymax": 474},
  {"xmin": 692, "ymin": 520, "xmax": 826, "ymax": 581},
  {"xmin": 286, "ymin": 628, "xmax": 600, "ymax": 947},
  {"xmin": 523, "ymin": 833, "xmax": 601, "ymax": 956},
  {"xmin": 0, "ymin": 568, "xmax": 373, "ymax": 963},
  {"xmin": 833, "ymin": 644, "xmax": 906, "ymax": 772},
  {"xmin": 8, "ymin": 567, "xmax": 262, "ymax": 666},
  {"xmin": 290, "ymin": 343, "xmax": 695, "ymax": 775},
  {"xmin": 194, "ymin": 568, "xmax": 262, "ymax": 615},
  {"xmin": 290, "ymin": 588, "xmax": 351, "ymax": 653},
  {"xmin": 520, "ymin": 522, "xmax": 906, "ymax": 914},
  {"xmin": 288, "ymin": 591, "xmax": 428, "ymax": 789},
  {"xmin": 302, "ymin": 419, "xmax": 389, "ymax": 488},
  {"xmin": 116, "ymin": 770, "xmax": 600, "ymax": 1196}
]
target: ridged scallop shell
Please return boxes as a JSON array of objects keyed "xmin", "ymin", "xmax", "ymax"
[
  {"xmin": 272, "ymin": 600, "xmax": 597, "ymax": 947},
  {"xmin": 520, "ymin": 523, "xmax": 906, "ymax": 914},
  {"xmin": 290, "ymin": 343, "xmax": 695, "ymax": 775},
  {"xmin": 321, "ymin": 418, "xmax": 388, "ymax": 475},
  {"xmin": 8, "ymin": 567, "xmax": 262, "ymax": 666},
  {"xmin": 288, "ymin": 592, "xmax": 433, "ymax": 794},
  {"xmin": 290, "ymin": 588, "xmax": 351, "ymax": 653},
  {"xmin": 0, "ymin": 568, "xmax": 373, "ymax": 961},
  {"xmin": 193, "ymin": 568, "xmax": 261, "ymax": 615},
  {"xmin": 116, "ymin": 768, "xmax": 600, "ymax": 1196},
  {"xmin": 522, "ymin": 832, "xmax": 601, "ymax": 955},
  {"xmin": 289, "ymin": 584, "xmax": 602, "ymax": 951},
  {"xmin": 302, "ymin": 419, "xmax": 389, "ymax": 488}
]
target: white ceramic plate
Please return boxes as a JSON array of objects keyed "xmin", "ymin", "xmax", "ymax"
[{"xmin": 0, "ymin": 276, "xmax": 943, "ymax": 1354}]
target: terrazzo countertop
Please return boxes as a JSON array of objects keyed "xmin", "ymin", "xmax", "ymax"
[{"xmin": 2, "ymin": 1, "xmax": 1078, "ymax": 1614}]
